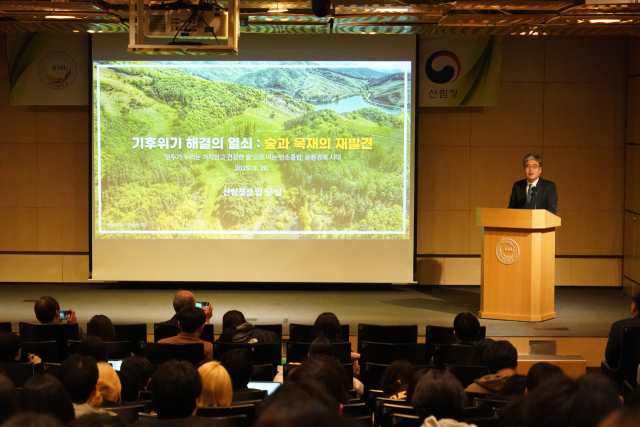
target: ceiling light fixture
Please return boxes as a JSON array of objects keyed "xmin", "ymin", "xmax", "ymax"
[
  {"xmin": 45, "ymin": 15, "xmax": 77, "ymax": 19},
  {"xmin": 268, "ymin": 3, "xmax": 288, "ymax": 12},
  {"xmin": 375, "ymin": 8, "xmax": 408, "ymax": 12},
  {"xmin": 589, "ymin": 18, "xmax": 620, "ymax": 23}
]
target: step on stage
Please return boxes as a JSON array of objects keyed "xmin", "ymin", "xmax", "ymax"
[{"xmin": 0, "ymin": 284, "xmax": 630, "ymax": 367}]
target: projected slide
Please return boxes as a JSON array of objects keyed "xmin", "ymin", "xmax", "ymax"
[{"xmin": 94, "ymin": 61, "xmax": 411, "ymax": 239}]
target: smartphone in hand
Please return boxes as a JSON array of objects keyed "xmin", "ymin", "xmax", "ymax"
[
  {"xmin": 195, "ymin": 302, "xmax": 210, "ymax": 311},
  {"xmin": 59, "ymin": 310, "xmax": 72, "ymax": 321}
]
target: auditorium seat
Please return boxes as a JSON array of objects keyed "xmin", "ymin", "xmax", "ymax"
[
  {"xmin": 0, "ymin": 362, "xmax": 34, "ymax": 387},
  {"xmin": 362, "ymin": 363, "xmax": 433, "ymax": 392},
  {"xmin": 67, "ymin": 340, "xmax": 132, "ymax": 360},
  {"xmin": 446, "ymin": 365, "xmax": 491, "ymax": 388},
  {"xmin": 20, "ymin": 341, "xmax": 59, "ymax": 363},
  {"xmin": 254, "ymin": 324, "xmax": 283, "ymax": 341},
  {"xmin": 196, "ymin": 403, "xmax": 259, "ymax": 425},
  {"xmin": 357, "ymin": 324, "xmax": 417, "ymax": 353},
  {"xmin": 114, "ymin": 324, "xmax": 148, "ymax": 352},
  {"xmin": 0, "ymin": 322, "xmax": 11, "ymax": 333},
  {"xmin": 289, "ymin": 323, "xmax": 349, "ymax": 343},
  {"xmin": 601, "ymin": 325, "xmax": 640, "ymax": 386},
  {"xmin": 359, "ymin": 342, "xmax": 426, "ymax": 365},
  {"xmin": 374, "ymin": 400, "xmax": 415, "ymax": 427},
  {"xmin": 19, "ymin": 323, "xmax": 79, "ymax": 362},
  {"xmin": 286, "ymin": 341, "xmax": 351, "ymax": 364},
  {"xmin": 231, "ymin": 389, "xmax": 267, "ymax": 402},
  {"xmin": 250, "ymin": 364, "xmax": 274, "ymax": 381},
  {"xmin": 138, "ymin": 342, "xmax": 204, "ymax": 365},
  {"xmin": 37, "ymin": 362, "xmax": 61, "ymax": 377},
  {"xmin": 425, "ymin": 325, "xmax": 486, "ymax": 361},
  {"xmin": 108, "ymin": 404, "xmax": 145, "ymax": 424},
  {"xmin": 472, "ymin": 397, "xmax": 509, "ymax": 418},
  {"xmin": 214, "ymin": 342, "xmax": 281, "ymax": 372},
  {"xmin": 432, "ymin": 344, "xmax": 476, "ymax": 367},
  {"xmin": 154, "ymin": 323, "xmax": 214, "ymax": 343},
  {"xmin": 386, "ymin": 413, "xmax": 420, "ymax": 427},
  {"xmin": 342, "ymin": 402, "xmax": 370, "ymax": 421}
]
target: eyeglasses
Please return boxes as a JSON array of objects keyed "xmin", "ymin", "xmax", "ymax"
[{"xmin": 525, "ymin": 165, "xmax": 540, "ymax": 170}]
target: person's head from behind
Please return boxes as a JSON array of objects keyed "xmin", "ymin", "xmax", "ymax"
[
  {"xmin": 453, "ymin": 313, "xmax": 480, "ymax": 343},
  {"xmin": 173, "ymin": 290, "xmax": 196, "ymax": 314},
  {"xmin": 497, "ymin": 374, "xmax": 527, "ymax": 398},
  {"xmin": 118, "ymin": 369, "xmax": 140, "ymax": 403},
  {"xmin": 411, "ymin": 369, "xmax": 466, "ymax": 423},
  {"xmin": 1, "ymin": 413, "xmax": 62, "ymax": 427},
  {"xmin": 0, "ymin": 332, "xmax": 21, "ymax": 362},
  {"xmin": 34, "ymin": 296, "xmax": 60, "ymax": 324},
  {"xmin": 256, "ymin": 381, "xmax": 339, "ymax": 427},
  {"xmin": 177, "ymin": 307, "xmax": 206, "ymax": 334},
  {"xmin": 311, "ymin": 313, "xmax": 343, "ymax": 343},
  {"xmin": 484, "ymin": 340, "xmax": 518, "ymax": 374},
  {"xmin": 406, "ymin": 367, "xmax": 431, "ymax": 404},
  {"xmin": 20, "ymin": 373, "xmax": 75, "ymax": 425},
  {"xmin": 598, "ymin": 405, "xmax": 640, "ymax": 427},
  {"xmin": 526, "ymin": 362, "xmax": 564, "ymax": 393},
  {"xmin": 58, "ymin": 354, "xmax": 99, "ymax": 405},
  {"xmin": 94, "ymin": 362, "xmax": 122, "ymax": 405},
  {"xmin": 222, "ymin": 310, "xmax": 246, "ymax": 331},
  {"xmin": 67, "ymin": 413, "xmax": 127, "ymax": 427},
  {"xmin": 78, "ymin": 336, "xmax": 108, "ymax": 363},
  {"xmin": 380, "ymin": 360, "xmax": 414, "ymax": 396},
  {"xmin": 86, "ymin": 315, "xmax": 116, "ymax": 342},
  {"xmin": 197, "ymin": 361, "xmax": 232, "ymax": 408},
  {"xmin": 287, "ymin": 355, "xmax": 350, "ymax": 406},
  {"xmin": 524, "ymin": 376, "xmax": 621, "ymax": 427},
  {"xmin": 120, "ymin": 355, "xmax": 153, "ymax": 392},
  {"xmin": 632, "ymin": 292, "xmax": 640, "ymax": 316},
  {"xmin": 309, "ymin": 337, "xmax": 334, "ymax": 358},
  {"xmin": 151, "ymin": 360, "xmax": 202, "ymax": 419},
  {"xmin": 470, "ymin": 338, "xmax": 495, "ymax": 366},
  {"xmin": 220, "ymin": 349, "xmax": 253, "ymax": 390},
  {"xmin": 0, "ymin": 372, "xmax": 18, "ymax": 425}
]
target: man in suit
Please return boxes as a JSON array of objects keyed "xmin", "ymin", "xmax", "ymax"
[
  {"xmin": 508, "ymin": 153, "xmax": 558, "ymax": 215},
  {"xmin": 159, "ymin": 290, "xmax": 212, "ymax": 326},
  {"xmin": 605, "ymin": 292, "xmax": 640, "ymax": 368}
]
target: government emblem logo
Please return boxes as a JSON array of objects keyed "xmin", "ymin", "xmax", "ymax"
[{"xmin": 496, "ymin": 238, "xmax": 519, "ymax": 265}]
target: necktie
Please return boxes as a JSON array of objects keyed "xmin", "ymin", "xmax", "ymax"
[{"xmin": 527, "ymin": 184, "xmax": 532, "ymax": 205}]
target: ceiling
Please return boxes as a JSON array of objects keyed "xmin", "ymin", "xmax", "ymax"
[{"xmin": 1, "ymin": 0, "xmax": 640, "ymax": 36}]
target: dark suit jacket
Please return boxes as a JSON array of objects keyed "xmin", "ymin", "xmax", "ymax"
[
  {"xmin": 508, "ymin": 178, "xmax": 558, "ymax": 214},
  {"xmin": 604, "ymin": 316, "xmax": 640, "ymax": 367},
  {"xmin": 158, "ymin": 314, "xmax": 179, "ymax": 327}
]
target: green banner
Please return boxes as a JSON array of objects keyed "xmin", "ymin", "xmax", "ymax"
[{"xmin": 419, "ymin": 35, "xmax": 502, "ymax": 107}]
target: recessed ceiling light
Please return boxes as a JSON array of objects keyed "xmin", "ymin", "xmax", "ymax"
[
  {"xmin": 375, "ymin": 8, "xmax": 407, "ymax": 12},
  {"xmin": 589, "ymin": 18, "xmax": 620, "ymax": 23},
  {"xmin": 87, "ymin": 29, "xmax": 95, "ymax": 33},
  {"xmin": 45, "ymin": 15, "xmax": 76, "ymax": 19}
]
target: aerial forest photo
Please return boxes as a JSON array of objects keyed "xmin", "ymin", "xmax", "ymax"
[{"xmin": 94, "ymin": 61, "xmax": 411, "ymax": 239}]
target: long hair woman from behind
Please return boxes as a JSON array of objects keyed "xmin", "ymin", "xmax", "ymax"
[
  {"xmin": 380, "ymin": 360, "xmax": 414, "ymax": 400},
  {"xmin": 411, "ymin": 370, "xmax": 470, "ymax": 427},
  {"xmin": 20, "ymin": 373, "xmax": 76, "ymax": 425},
  {"xmin": 197, "ymin": 361, "xmax": 233, "ymax": 408},
  {"xmin": 86, "ymin": 316, "xmax": 116, "ymax": 343},
  {"xmin": 310, "ymin": 313, "xmax": 344, "ymax": 343}
]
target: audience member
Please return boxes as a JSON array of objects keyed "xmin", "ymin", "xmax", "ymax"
[
  {"xmin": 497, "ymin": 374, "xmax": 527, "ymax": 398},
  {"xmin": 469, "ymin": 338, "xmax": 494, "ymax": 366},
  {"xmin": 0, "ymin": 332, "xmax": 41, "ymax": 364},
  {"xmin": 605, "ymin": 291, "xmax": 640, "ymax": 368},
  {"xmin": 196, "ymin": 361, "xmax": 232, "ymax": 408},
  {"xmin": 117, "ymin": 370, "xmax": 141, "ymax": 403},
  {"xmin": 465, "ymin": 340, "xmax": 517, "ymax": 394},
  {"xmin": 119, "ymin": 356, "xmax": 152, "ymax": 402},
  {"xmin": 286, "ymin": 355, "xmax": 350, "ymax": 406},
  {"xmin": 34, "ymin": 296, "xmax": 85, "ymax": 339},
  {"xmin": 86, "ymin": 316, "xmax": 116, "ymax": 342},
  {"xmin": 380, "ymin": 360, "xmax": 413, "ymax": 400},
  {"xmin": 525, "ymin": 362, "xmax": 564, "ymax": 393},
  {"xmin": 310, "ymin": 313, "xmax": 360, "ymax": 376},
  {"xmin": 406, "ymin": 367, "xmax": 432, "ymax": 405},
  {"xmin": 217, "ymin": 310, "xmax": 279, "ymax": 344},
  {"xmin": 219, "ymin": 349, "xmax": 256, "ymax": 391},
  {"xmin": 92, "ymin": 362, "xmax": 122, "ymax": 407},
  {"xmin": 20, "ymin": 373, "xmax": 76, "ymax": 425},
  {"xmin": 158, "ymin": 291, "xmax": 212, "ymax": 326},
  {"xmin": 158, "ymin": 307, "xmax": 213, "ymax": 361},
  {"xmin": 598, "ymin": 405, "xmax": 640, "ymax": 427},
  {"xmin": 411, "ymin": 369, "xmax": 470, "ymax": 427},
  {"xmin": 78, "ymin": 337, "xmax": 108, "ymax": 363},
  {"xmin": 1, "ymin": 413, "xmax": 63, "ymax": 427},
  {"xmin": 308, "ymin": 337, "xmax": 335, "ymax": 358},
  {"xmin": 58, "ymin": 354, "xmax": 115, "ymax": 418},
  {"xmin": 453, "ymin": 313, "xmax": 481, "ymax": 345},
  {"xmin": 0, "ymin": 373, "xmax": 18, "ymax": 425},
  {"xmin": 68, "ymin": 414, "xmax": 127, "ymax": 427}
]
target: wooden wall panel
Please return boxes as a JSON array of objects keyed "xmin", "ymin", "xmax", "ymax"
[
  {"xmin": 62, "ymin": 255, "xmax": 91, "ymax": 282},
  {"xmin": 470, "ymin": 82, "xmax": 544, "ymax": 147},
  {"xmin": 36, "ymin": 144, "xmax": 89, "ymax": 208},
  {"xmin": 626, "ymin": 144, "xmax": 639, "ymax": 212},
  {"xmin": 0, "ymin": 81, "xmax": 37, "ymax": 144},
  {"xmin": 628, "ymin": 77, "xmax": 640, "ymax": 144},
  {"xmin": 0, "ymin": 208, "xmax": 38, "ymax": 251},
  {"xmin": 416, "ymin": 257, "xmax": 445, "ymax": 284},
  {"xmin": 417, "ymin": 211, "xmax": 469, "ymax": 254},
  {"xmin": 0, "ymin": 144, "xmax": 37, "ymax": 207},
  {"xmin": 0, "ymin": 34, "xmax": 7, "ymax": 80},
  {"xmin": 571, "ymin": 258, "xmax": 622, "ymax": 287},
  {"xmin": 629, "ymin": 37, "xmax": 640, "ymax": 76},
  {"xmin": 418, "ymin": 146, "xmax": 470, "ymax": 211},
  {"xmin": 37, "ymin": 107, "xmax": 89, "ymax": 145},
  {"xmin": 624, "ymin": 211, "xmax": 635, "ymax": 279},
  {"xmin": 37, "ymin": 208, "xmax": 89, "ymax": 252},
  {"xmin": 501, "ymin": 36, "xmax": 544, "ymax": 82},
  {"xmin": 555, "ymin": 211, "xmax": 623, "ymax": 255},
  {"xmin": 616, "ymin": 83, "xmax": 627, "ymax": 147},
  {"xmin": 623, "ymin": 277, "xmax": 635, "ymax": 296},
  {"xmin": 633, "ymin": 212, "xmax": 640, "ymax": 284},
  {"xmin": 444, "ymin": 258, "xmax": 480, "ymax": 285},
  {"xmin": 544, "ymin": 83, "xmax": 617, "ymax": 147},
  {"xmin": 0, "ymin": 254, "xmax": 62, "ymax": 282},
  {"xmin": 418, "ymin": 107, "xmax": 473, "ymax": 146},
  {"xmin": 555, "ymin": 257, "xmax": 572, "ymax": 286},
  {"xmin": 469, "ymin": 210, "xmax": 482, "ymax": 255},
  {"xmin": 615, "ymin": 146, "xmax": 625, "ymax": 211}
]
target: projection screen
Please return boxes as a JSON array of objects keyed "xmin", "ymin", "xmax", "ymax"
[{"xmin": 91, "ymin": 34, "xmax": 416, "ymax": 282}]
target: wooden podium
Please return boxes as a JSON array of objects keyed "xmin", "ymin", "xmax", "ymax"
[{"xmin": 477, "ymin": 208, "xmax": 561, "ymax": 322}]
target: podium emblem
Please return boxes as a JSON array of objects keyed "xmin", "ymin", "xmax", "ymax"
[{"xmin": 496, "ymin": 238, "xmax": 520, "ymax": 264}]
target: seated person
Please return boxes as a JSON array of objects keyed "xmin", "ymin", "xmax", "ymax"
[
  {"xmin": 605, "ymin": 292, "xmax": 640, "ymax": 368},
  {"xmin": 132, "ymin": 360, "xmax": 210, "ymax": 426},
  {"xmin": 465, "ymin": 340, "xmax": 518, "ymax": 394},
  {"xmin": 77, "ymin": 337, "xmax": 108, "ymax": 363},
  {"xmin": 58, "ymin": 354, "xmax": 115, "ymax": 417},
  {"xmin": 92, "ymin": 362, "xmax": 122, "ymax": 408},
  {"xmin": 0, "ymin": 332, "xmax": 41, "ymax": 364},
  {"xmin": 158, "ymin": 307, "xmax": 213, "ymax": 361},
  {"xmin": 497, "ymin": 374, "xmax": 527, "ymax": 398},
  {"xmin": 119, "ymin": 356, "xmax": 153, "ymax": 402},
  {"xmin": 525, "ymin": 362, "xmax": 563, "ymax": 393},
  {"xmin": 411, "ymin": 370, "xmax": 473, "ymax": 427},
  {"xmin": 34, "ymin": 296, "xmax": 85, "ymax": 340},
  {"xmin": 220, "ymin": 349, "xmax": 261, "ymax": 393},
  {"xmin": 380, "ymin": 360, "xmax": 413, "ymax": 400},
  {"xmin": 197, "ymin": 361, "xmax": 232, "ymax": 408},
  {"xmin": 310, "ymin": 313, "xmax": 360, "ymax": 376},
  {"xmin": 453, "ymin": 313, "xmax": 480, "ymax": 345},
  {"xmin": 0, "ymin": 372, "xmax": 18, "ymax": 424},
  {"xmin": 20, "ymin": 373, "xmax": 76, "ymax": 425},
  {"xmin": 217, "ymin": 310, "xmax": 278, "ymax": 344},
  {"xmin": 159, "ymin": 291, "xmax": 212, "ymax": 327},
  {"xmin": 286, "ymin": 355, "xmax": 351, "ymax": 407},
  {"xmin": 86, "ymin": 316, "xmax": 116, "ymax": 342}
]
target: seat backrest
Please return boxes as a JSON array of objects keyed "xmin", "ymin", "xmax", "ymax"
[
  {"xmin": 342, "ymin": 402, "xmax": 369, "ymax": 418},
  {"xmin": 154, "ymin": 323, "xmax": 214, "ymax": 343},
  {"xmin": 109, "ymin": 405, "xmax": 144, "ymax": 424},
  {"xmin": 196, "ymin": 403, "xmax": 257, "ymax": 425},
  {"xmin": 472, "ymin": 397, "xmax": 509, "ymax": 417},
  {"xmin": 21, "ymin": 341, "xmax": 59, "ymax": 363},
  {"xmin": 0, "ymin": 323, "xmax": 11, "ymax": 333},
  {"xmin": 375, "ymin": 402, "xmax": 416, "ymax": 427},
  {"xmin": 387, "ymin": 413, "xmax": 421, "ymax": 427},
  {"xmin": 67, "ymin": 340, "xmax": 132, "ymax": 360},
  {"xmin": 289, "ymin": 324, "xmax": 350, "ymax": 343},
  {"xmin": 425, "ymin": 325, "xmax": 486, "ymax": 362},
  {"xmin": 286, "ymin": 341, "xmax": 351, "ymax": 364},
  {"xmin": 446, "ymin": 365, "xmax": 491, "ymax": 388},
  {"xmin": 0, "ymin": 362, "xmax": 34, "ymax": 387},
  {"xmin": 360, "ymin": 342, "xmax": 426, "ymax": 365},
  {"xmin": 362, "ymin": 363, "xmax": 390, "ymax": 391},
  {"xmin": 38, "ymin": 362, "xmax": 61, "ymax": 377},
  {"xmin": 432, "ymin": 344, "xmax": 476, "ymax": 367},
  {"xmin": 619, "ymin": 325, "xmax": 640, "ymax": 382},
  {"xmin": 19, "ymin": 323, "xmax": 79, "ymax": 361},
  {"xmin": 250, "ymin": 364, "xmax": 274, "ymax": 382},
  {"xmin": 232, "ymin": 389, "xmax": 267, "ymax": 403},
  {"xmin": 255, "ymin": 325, "xmax": 283, "ymax": 341},
  {"xmin": 357, "ymin": 325, "xmax": 417, "ymax": 352},
  {"xmin": 138, "ymin": 342, "xmax": 205, "ymax": 365},
  {"xmin": 214, "ymin": 342, "xmax": 281, "ymax": 370},
  {"xmin": 114, "ymin": 324, "xmax": 147, "ymax": 352}
]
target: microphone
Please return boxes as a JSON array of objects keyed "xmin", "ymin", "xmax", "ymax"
[{"xmin": 531, "ymin": 186, "xmax": 538, "ymax": 209}]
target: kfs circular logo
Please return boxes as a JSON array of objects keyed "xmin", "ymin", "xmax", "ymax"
[
  {"xmin": 496, "ymin": 239, "xmax": 520, "ymax": 265},
  {"xmin": 425, "ymin": 50, "xmax": 461, "ymax": 85},
  {"xmin": 38, "ymin": 51, "xmax": 77, "ymax": 90}
]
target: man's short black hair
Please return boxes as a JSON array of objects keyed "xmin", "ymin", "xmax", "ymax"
[
  {"xmin": 256, "ymin": 381, "xmax": 338, "ymax": 427},
  {"xmin": 120, "ymin": 356, "xmax": 153, "ymax": 391},
  {"xmin": 453, "ymin": 313, "xmax": 480, "ymax": 342},
  {"xmin": 286, "ymin": 355, "xmax": 350, "ymax": 405},
  {"xmin": 483, "ymin": 340, "xmax": 518, "ymax": 374},
  {"xmin": 220, "ymin": 349, "xmax": 253, "ymax": 390},
  {"xmin": 0, "ymin": 332, "xmax": 21, "ymax": 362},
  {"xmin": 411, "ymin": 369, "xmax": 467, "ymax": 422},
  {"xmin": 34, "ymin": 297, "xmax": 60, "ymax": 324},
  {"xmin": 151, "ymin": 360, "xmax": 202, "ymax": 419},
  {"xmin": 58, "ymin": 354, "xmax": 99, "ymax": 404},
  {"xmin": 526, "ymin": 362, "xmax": 564, "ymax": 392},
  {"xmin": 177, "ymin": 307, "xmax": 206, "ymax": 334}
]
